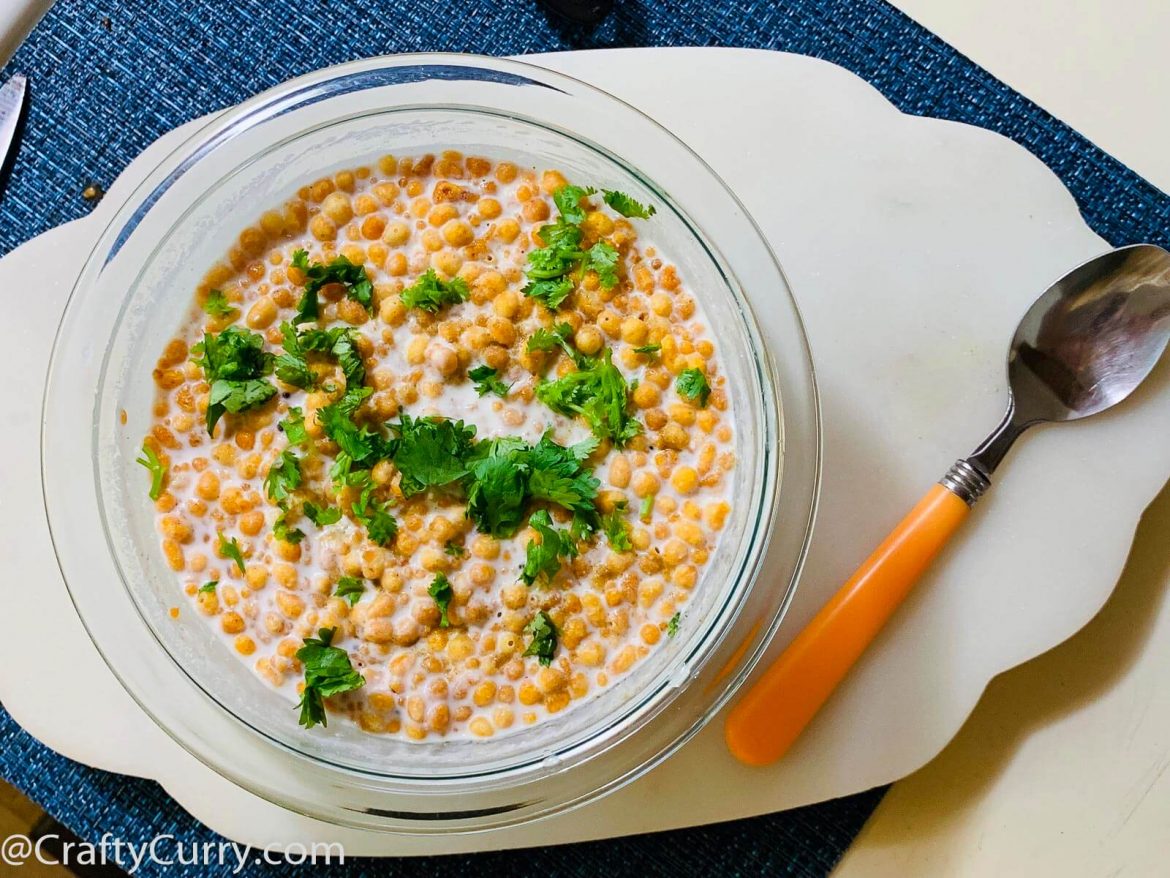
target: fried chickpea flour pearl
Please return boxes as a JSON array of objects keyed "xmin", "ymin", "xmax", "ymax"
[{"xmin": 139, "ymin": 153, "xmax": 736, "ymax": 741}]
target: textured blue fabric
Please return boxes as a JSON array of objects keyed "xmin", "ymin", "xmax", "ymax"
[
  {"xmin": 0, "ymin": 707, "xmax": 885, "ymax": 876},
  {"xmin": 2, "ymin": 0, "xmax": 1167, "ymax": 874}
]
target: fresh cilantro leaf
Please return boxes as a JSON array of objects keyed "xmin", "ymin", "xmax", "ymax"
[
  {"xmin": 468, "ymin": 364, "xmax": 511, "ymax": 398},
  {"xmin": 521, "ymin": 509, "xmax": 578, "ymax": 586},
  {"xmin": 523, "ymin": 218, "xmax": 584, "ymax": 309},
  {"xmin": 390, "ymin": 414, "xmax": 477, "ymax": 496},
  {"xmin": 525, "ymin": 242, "xmax": 579, "ymax": 280},
  {"xmin": 527, "ymin": 433, "xmax": 600, "ymax": 524},
  {"xmin": 522, "ymin": 278, "xmax": 575, "ymax": 309},
  {"xmin": 297, "ymin": 325, "xmax": 366, "ymax": 388},
  {"xmin": 291, "ymin": 249, "xmax": 373, "ymax": 323},
  {"xmin": 334, "ymin": 576, "xmax": 365, "ymax": 607},
  {"xmin": 318, "ymin": 386, "xmax": 387, "ymax": 467},
  {"xmin": 217, "ymin": 531, "xmax": 246, "ymax": 574},
  {"xmin": 352, "ymin": 493, "xmax": 398, "ymax": 546},
  {"xmin": 135, "ymin": 442, "xmax": 166, "ymax": 501},
  {"xmin": 263, "ymin": 449, "xmax": 302, "ymax": 505},
  {"xmin": 633, "ymin": 342, "xmax": 661, "ymax": 355},
  {"xmin": 444, "ymin": 540, "xmax": 465, "ymax": 557},
  {"xmin": 601, "ymin": 501, "xmax": 633, "ymax": 552},
  {"xmin": 328, "ymin": 451, "xmax": 359, "ymax": 489},
  {"xmin": 201, "ymin": 289, "xmax": 239, "ymax": 319},
  {"xmin": 676, "ymin": 368, "xmax": 712, "ymax": 407},
  {"xmin": 192, "ymin": 326, "xmax": 272, "ymax": 381},
  {"xmin": 273, "ymin": 509, "xmax": 305, "ymax": 544},
  {"xmin": 526, "ymin": 322, "xmax": 591, "ymax": 368},
  {"xmin": 428, "ymin": 573, "xmax": 454, "ymax": 628},
  {"xmin": 536, "ymin": 217, "xmax": 584, "ymax": 251},
  {"xmin": 639, "ymin": 493, "xmax": 655, "ymax": 521},
  {"xmin": 303, "ymin": 502, "xmax": 343, "ymax": 527},
  {"xmin": 198, "ymin": 581, "xmax": 218, "ymax": 595},
  {"xmin": 535, "ymin": 349, "xmax": 642, "ymax": 446},
  {"xmin": 206, "ymin": 378, "xmax": 278, "ymax": 433},
  {"xmin": 192, "ymin": 326, "xmax": 276, "ymax": 432},
  {"xmin": 667, "ymin": 612, "xmax": 681, "ymax": 637},
  {"xmin": 280, "ymin": 407, "xmax": 309, "ymax": 447},
  {"xmin": 465, "ymin": 436, "xmax": 531, "ymax": 538},
  {"xmin": 295, "ymin": 628, "xmax": 365, "ymax": 729},
  {"xmin": 602, "ymin": 190, "xmax": 657, "ymax": 219},
  {"xmin": 552, "ymin": 184, "xmax": 595, "ymax": 224},
  {"xmin": 400, "ymin": 268, "xmax": 470, "ymax": 313},
  {"xmin": 584, "ymin": 241, "xmax": 620, "ymax": 290},
  {"xmin": 274, "ymin": 323, "xmax": 317, "ymax": 390},
  {"xmin": 523, "ymin": 611, "xmax": 559, "ymax": 666}
]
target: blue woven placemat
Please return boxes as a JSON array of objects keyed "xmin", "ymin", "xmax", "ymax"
[{"xmin": 2, "ymin": 1, "xmax": 1168, "ymax": 875}]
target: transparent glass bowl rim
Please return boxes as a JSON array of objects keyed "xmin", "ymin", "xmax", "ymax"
[{"xmin": 41, "ymin": 52, "xmax": 822, "ymax": 831}]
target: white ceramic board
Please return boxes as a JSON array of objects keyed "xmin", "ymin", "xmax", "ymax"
[{"xmin": 0, "ymin": 48, "xmax": 1161, "ymax": 855}]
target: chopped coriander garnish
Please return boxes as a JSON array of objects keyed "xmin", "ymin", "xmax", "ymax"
[
  {"xmin": 191, "ymin": 326, "xmax": 277, "ymax": 433},
  {"xmin": 584, "ymin": 240, "xmax": 620, "ymax": 290},
  {"xmin": 273, "ymin": 510, "xmax": 305, "ymax": 544},
  {"xmin": 428, "ymin": 573, "xmax": 454, "ymax": 628},
  {"xmin": 351, "ymin": 488, "xmax": 398, "ymax": 546},
  {"xmin": 667, "ymin": 612, "xmax": 681, "ymax": 637},
  {"xmin": 217, "ymin": 531, "xmax": 246, "ymax": 574},
  {"xmin": 462, "ymin": 432, "xmax": 600, "ymax": 539},
  {"xmin": 552, "ymin": 184, "xmax": 595, "ymax": 225},
  {"xmin": 263, "ymin": 449, "xmax": 302, "ymax": 505},
  {"xmin": 334, "ymin": 576, "xmax": 365, "ymax": 607},
  {"xmin": 465, "ymin": 436, "xmax": 531, "ymax": 538},
  {"xmin": 444, "ymin": 540, "xmax": 466, "ymax": 557},
  {"xmin": 201, "ymin": 289, "xmax": 239, "ymax": 320},
  {"xmin": 273, "ymin": 322, "xmax": 317, "ymax": 390},
  {"xmin": 390, "ymin": 414, "xmax": 477, "ymax": 496},
  {"xmin": 602, "ymin": 190, "xmax": 657, "ymax": 219},
  {"xmin": 207, "ymin": 378, "xmax": 279, "ymax": 434},
  {"xmin": 639, "ymin": 493, "xmax": 655, "ymax": 521},
  {"xmin": 524, "ymin": 277, "xmax": 575, "ymax": 310},
  {"xmin": 303, "ymin": 502, "xmax": 343, "ymax": 527},
  {"xmin": 519, "ymin": 182, "xmax": 649, "ymax": 309},
  {"xmin": 601, "ymin": 501, "xmax": 633, "ymax": 552},
  {"xmin": 521, "ymin": 187, "xmax": 592, "ymax": 309},
  {"xmin": 198, "ymin": 581, "xmax": 218, "ymax": 595},
  {"xmin": 400, "ymin": 268, "xmax": 470, "ymax": 313},
  {"xmin": 280, "ymin": 407, "xmax": 309, "ymax": 447},
  {"xmin": 535, "ymin": 349, "xmax": 642, "ymax": 446},
  {"xmin": 318, "ymin": 386, "xmax": 388, "ymax": 468},
  {"xmin": 135, "ymin": 442, "xmax": 166, "ymax": 501},
  {"xmin": 297, "ymin": 324, "xmax": 366, "ymax": 388},
  {"xmin": 526, "ymin": 322, "xmax": 591, "ymax": 368},
  {"xmin": 676, "ymin": 368, "xmax": 712, "ymax": 407},
  {"xmin": 526, "ymin": 433, "xmax": 601, "ymax": 534},
  {"xmin": 523, "ymin": 611, "xmax": 559, "ymax": 666},
  {"xmin": 290, "ymin": 249, "xmax": 373, "ymax": 324},
  {"xmin": 295, "ymin": 628, "xmax": 365, "ymax": 729},
  {"xmin": 468, "ymin": 364, "xmax": 511, "ymax": 398},
  {"xmin": 521, "ymin": 509, "xmax": 579, "ymax": 586},
  {"xmin": 633, "ymin": 342, "xmax": 661, "ymax": 355}
]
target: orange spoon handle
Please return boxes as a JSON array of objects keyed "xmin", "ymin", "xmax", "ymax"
[{"xmin": 725, "ymin": 482, "xmax": 972, "ymax": 766}]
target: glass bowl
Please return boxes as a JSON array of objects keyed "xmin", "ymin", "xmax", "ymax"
[{"xmin": 42, "ymin": 54, "xmax": 819, "ymax": 832}]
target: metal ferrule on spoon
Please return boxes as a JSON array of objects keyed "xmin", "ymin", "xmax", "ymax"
[{"xmin": 725, "ymin": 244, "xmax": 1170, "ymax": 766}]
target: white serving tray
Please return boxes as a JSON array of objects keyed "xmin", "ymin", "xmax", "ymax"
[{"xmin": 1, "ymin": 47, "xmax": 1162, "ymax": 855}]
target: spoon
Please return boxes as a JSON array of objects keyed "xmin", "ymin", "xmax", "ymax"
[{"xmin": 725, "ymin": 243, "xmax": 1170, "ymax": 766}]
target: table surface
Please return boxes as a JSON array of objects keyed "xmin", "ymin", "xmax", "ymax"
[{"xmin": 838, "ymin": 2, "xmax": 1170, "ymax": 874}]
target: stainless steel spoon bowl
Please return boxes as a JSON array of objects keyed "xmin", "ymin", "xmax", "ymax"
[
  {"xmin": 727, "ymin": 243, "xmax": 1170, "ymax": 765},
  {"xmin": 957, "ymin": 244, "xmax": 1170, "ymax": 496}
]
